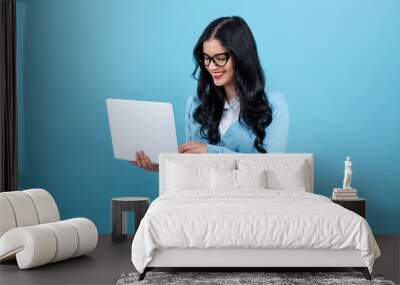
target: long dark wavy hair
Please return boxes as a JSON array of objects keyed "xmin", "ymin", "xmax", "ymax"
[{"xmin": 192, "ymin": 16, "xmax": 272, "ymax": 153}]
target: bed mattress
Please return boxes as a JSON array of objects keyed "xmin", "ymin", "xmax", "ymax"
[{"xmin": 131, "ymin": 190, "xmax": 380, "ymax": 273}]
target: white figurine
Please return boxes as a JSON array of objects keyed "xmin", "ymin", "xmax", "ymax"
[{"xmin": 343, "ymin": 156, "xmax": 352, "ymax": 189}]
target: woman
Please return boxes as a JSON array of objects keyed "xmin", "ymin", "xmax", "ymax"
[{"xmin": 132, "ymin": 16, "xmax": 289, "ymax": 171}]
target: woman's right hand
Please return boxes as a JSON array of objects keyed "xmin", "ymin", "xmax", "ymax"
[{"xmin": 130, "ymin": 150, "xmax": 159, "ymax": 172}]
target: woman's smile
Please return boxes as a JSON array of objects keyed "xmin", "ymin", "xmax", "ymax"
[{"xmin": 211, "ymin": 71, "xmax": 225, "ymax": 80}]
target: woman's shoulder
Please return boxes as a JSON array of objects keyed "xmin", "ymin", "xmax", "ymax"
[
  {"xmin": 267, "ymin": 91, "xmax": 288, "ymax": 109},
  {"xmin": 186, "ymin": 91, "xmax": 287, "ymax": 112},
  {"xmin": 185, "ymin": 94, "xmax": 201, "ymax": 113}
]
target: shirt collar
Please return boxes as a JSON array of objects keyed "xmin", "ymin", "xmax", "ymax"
[{"xmin": 223, "ymin": 96, "xmax": 240, "ymax": 111}]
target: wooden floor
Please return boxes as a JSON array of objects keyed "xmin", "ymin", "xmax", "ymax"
[{"xmin": 0, "ymin": 235, "xmax": 399, "ymax": 285}]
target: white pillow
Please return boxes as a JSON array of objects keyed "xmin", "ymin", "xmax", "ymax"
[
  {"xmin": 211, "ymin": 168, "xmax": 268, "ymax": 190},
  {"xmin": 266, "ymin": 166, "xmax": 307, "ymax": 191},
  {"xmin": 237, "ymin": 169, "xmax": 267, "ymax": 189},
  {"xmin": 166, "ymin": 162, "xmax": 211, "ymax": 191},
  {"xmin": 165, "ymin": 158, "xmax": 236, "ymax": 192},
  {"xmin": 237, "ymin": 158, "xmax": 308, "ymax": 191},
  {"xmin": 211, "ymin": 168, "xmax": 236, "ymax": 190}
]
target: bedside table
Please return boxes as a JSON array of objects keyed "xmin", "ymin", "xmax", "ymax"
[
  {"xmin": 332, "ymin": 198, "xmax": 366, "ymax": 218},
  {"xmin": 111, "ymin": 197, "xmax": 150, "ymax": 242}
]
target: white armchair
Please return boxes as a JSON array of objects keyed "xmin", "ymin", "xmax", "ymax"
[{"xmin": 0, "ymin": 189, "xmax": 98, "ymax": 269}]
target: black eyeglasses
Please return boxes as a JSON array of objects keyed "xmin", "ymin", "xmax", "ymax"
[{"xmin": 198, "ymin": 52, "xmax": 232, "ymax": 67}]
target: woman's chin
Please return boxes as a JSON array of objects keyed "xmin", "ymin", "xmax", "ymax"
[{"xmin": 213, "ymin": 79, "xmax": 226, "ymax": 86}]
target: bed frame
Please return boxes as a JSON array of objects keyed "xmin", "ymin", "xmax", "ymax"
[{"xmin": 138, "ymin": 153, "xmax": 371, "ymax": 280}]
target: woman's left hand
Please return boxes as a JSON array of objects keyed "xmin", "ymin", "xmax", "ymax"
[{"xmin": 178, "ymin": 141, "xmax": 207, "ymax": 154}]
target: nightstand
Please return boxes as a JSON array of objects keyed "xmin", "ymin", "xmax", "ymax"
[
  {"xmin": 332, "ymin": 198, "xmax": 366, "ymax": 218},
  {"xmin": 111, "ymin": 197, "xmax": 150, "ymax": 242}
]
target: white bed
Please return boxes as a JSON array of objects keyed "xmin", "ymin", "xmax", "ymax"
[{"xmin": 131, "ymin": 154, "xmax": 380, "ymax": 280}]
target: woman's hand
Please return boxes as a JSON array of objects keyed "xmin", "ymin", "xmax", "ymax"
[
  {"xmin": 178, "ymin": 141, "xmax": 207, "ymax": 154},
  {"xmin": 130, "ymin": 150, "xmax": 159, "ymax": 172},
  {"xmin": 130, "ymin": 142, "xmax": 206, "ymax": 171}
]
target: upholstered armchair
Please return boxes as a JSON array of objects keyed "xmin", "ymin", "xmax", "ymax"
[{"xmin": 0, "ymin": 189, "xmax": 98, "ymax": 269}]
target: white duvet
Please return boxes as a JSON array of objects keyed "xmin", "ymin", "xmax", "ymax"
[{"xmin": 131, "ymin": 190, "xmax": 380, "ymax": 273}]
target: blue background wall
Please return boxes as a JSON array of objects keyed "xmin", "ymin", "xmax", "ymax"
[{"xmin": 16, "ymin": 0, "xmax": 400, "ymax": 234}]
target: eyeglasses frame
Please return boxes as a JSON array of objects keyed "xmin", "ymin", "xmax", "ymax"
[{"xmin": 198, "ymin": 51, "xmax": 232, "ymax": 68}]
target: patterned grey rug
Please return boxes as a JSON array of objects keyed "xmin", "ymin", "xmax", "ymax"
[{"xmin": 116, "ymin": 271, "xmax": 396, "ymax": 285}]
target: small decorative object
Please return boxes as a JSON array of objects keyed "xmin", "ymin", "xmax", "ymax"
[
  {"xmin": 332, "ymin": 156, "xmax": 358, "ymax": 200},
  {"xmin": 342, "ymin": 156, "xmax": 352, "ymax": 189}
]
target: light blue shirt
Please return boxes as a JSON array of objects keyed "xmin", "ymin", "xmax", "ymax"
[{"xmin": 185, "ymin": 91, "xmax": 289, "ymax": 153}]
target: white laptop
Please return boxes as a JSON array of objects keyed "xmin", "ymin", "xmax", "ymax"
[{"xmin": 106, "ymin": 98, "xmax": 178, "ymax": 163}]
